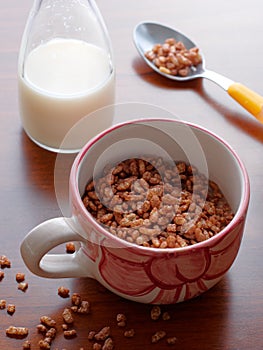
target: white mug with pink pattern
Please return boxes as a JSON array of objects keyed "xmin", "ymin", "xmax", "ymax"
[{"xmin": 20, "ymin": 119, "xmax": 250, "ymax": 304}]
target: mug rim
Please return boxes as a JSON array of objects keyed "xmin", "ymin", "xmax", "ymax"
[{"xmin": 70, "ymin": 118, "xmax": 250, "ymax": 253}]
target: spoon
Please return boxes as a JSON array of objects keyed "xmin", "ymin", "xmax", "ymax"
[{"xmin": 133, "ymin": 21, "xmax": 263, "ymax": 123}]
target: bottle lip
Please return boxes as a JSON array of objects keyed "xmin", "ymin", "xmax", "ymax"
[{"xmin": 18, "ymin": 0, "xmax": 115, "ymax": 79}]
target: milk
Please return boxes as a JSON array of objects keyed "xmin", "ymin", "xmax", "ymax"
[{"xmin": 18, "ymin": 38, "xmax": 115, "ymax": 152}]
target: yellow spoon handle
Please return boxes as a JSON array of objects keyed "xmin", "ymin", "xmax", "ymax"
[{"xmin": 227, "ymin": 82, "xmax": 263, "ymax": 123}]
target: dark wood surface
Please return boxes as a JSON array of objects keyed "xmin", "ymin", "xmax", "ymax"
[{"xmin": 1, "ymin": 1, "xmax": 263, "ymax": 349}]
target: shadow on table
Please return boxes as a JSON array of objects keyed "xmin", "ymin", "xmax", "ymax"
[
  {"xmin": 19, "ymin": 130, "xmax": 57, "ymax": 193},
  {"xmin": 19, "ymin": 130, "xmax": 76, "ymax": 211},
  {"xmin": 66, "ymin": 275, "xmax": 232, "ymax": 350}
]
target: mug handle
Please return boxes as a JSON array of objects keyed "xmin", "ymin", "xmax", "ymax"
[{"xmin": 20, "ymin": 217, "xmax": 93, "ymax": 278}]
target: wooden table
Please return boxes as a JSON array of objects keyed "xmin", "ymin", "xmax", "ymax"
[{"xmin": 1, "ymin": 0, "xmax": 263, "ymax": 349}]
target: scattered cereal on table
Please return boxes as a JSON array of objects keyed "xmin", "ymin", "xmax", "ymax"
[
  {"xmin": 167, "ymin": 336, "xmax": 177, "ymax": 345},
  {"xmin": 22, "ymin": 340, "xmax": 31, "ymax": 349},
  {"xmin": 18, "ymin": 282, "xmax": 28, "ymax": 292},
  {"xmin": 45, "ymin": 327, "xmax": 56, "ymax": 339},
  {"xmin": 0, "ymin": 271, "xmax": 4, "ymax": 280},
  {"xmin": 40, "ymin": 316, "xmax": 56, "ymax": 328},
  {"xmin": 7, "ymin": 304, "xmax": 16, "ymax": 315},
  {"xmin": 0, "ymin": 255, "xmax": 11, "ymax": 268},
  {"xmin": 62, "ymin": 323, "xmax": 69, "ymax": 331},
  {"xmin": 38, "ymin": 339, "xmax": 51, "ymax": 349},
  {"xmin": 58, "ymin": 286, "xmax": 70, "ymax": 298},
  {"xmin": 116, "ymin": 313, "xmax": 127, "ymax": 327},
  {"xmin": 94, "ymin": 326, "xmax": 111, "ymax": 341},
  {"xmin": 71, "ymin": 305, "xmax": 78, "ymax": 313},
  {"xmin": 151, "ymin": 330, "xmax": 166, "ymax": 343},
  {"xmin": 43, "ymin": 336, "xmax": 52, "ymax": 344},
  {"xmin": 6, "ymin": 326, "xmax": 28, "ymax": 338},
  {"xmin": 64, "ymin": 329, "xmax": 77, "ymax": 339},
  {"xmin": 2, "ymin": 280, "xmax": 177, "ymax": 348},
  {"xmin": 77, "ymin": 300, "xmax": 90, "ymax": 314},
  {"xmin": 16, "ymin": 272, "xmax": 25, "ymax": 282},
  {"xmin": 124, "ymin": 329, "xmax": 135, "ymax": 338},
  {"xmin": 162, "ymin": 311, "xmax": 171, "ymax": 321},
  {"xmin": 102, "ymin": 337, "xmax": 114, "ymax": 350},
  {"xmin": 0, "ymin": 299, "xmax": 6, "ymax": 309},
  {"xmin": 71, "ymin": 292, "xmax": 82, "ymax": 306},
  {"xmin": 88, "ymin": 330, "xmax": 96, "ymax": 340},
  {"xmin": 62, "ymin": 308, "xmax": 74, "ymax": 324},
  {"xmin": 151, "ymin": 305, "xmax": 162, "ymax": 320},
  {"xmin": 36, "ymin": 324, "xmax": 48, "ymax": 334}
]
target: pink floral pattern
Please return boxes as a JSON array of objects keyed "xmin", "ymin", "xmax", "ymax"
[{"xmin": 86, "ymin": 219, "xmax": 245, "ymax": 304}]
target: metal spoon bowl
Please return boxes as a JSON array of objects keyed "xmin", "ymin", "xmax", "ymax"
[
  {"xmin": 133, "ymin": 21, "xmax": 263, "ymax": 123},
  {"xmin": 134, "ymin": 21, "xmax": 207, "ymax": 82}
]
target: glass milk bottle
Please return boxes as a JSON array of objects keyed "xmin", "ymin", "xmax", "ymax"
[{"xmin": 18, "ymin": 0, "xmax": 115, "ymax": 153}]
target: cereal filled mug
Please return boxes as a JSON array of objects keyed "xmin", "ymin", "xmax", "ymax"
[{"xmin": 20, "ymin": 119, "xmax": 250, "ymax": 304}]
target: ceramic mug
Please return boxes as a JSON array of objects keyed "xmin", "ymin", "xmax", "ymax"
[{"xmin": 20, "ymin": 119, "xmax": 250, "ymax": 304}]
